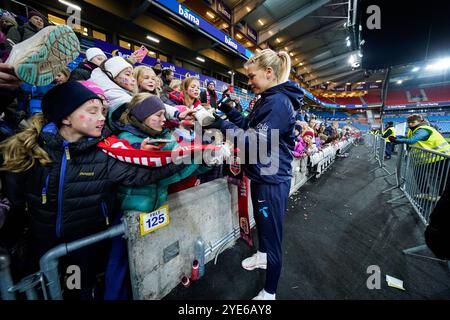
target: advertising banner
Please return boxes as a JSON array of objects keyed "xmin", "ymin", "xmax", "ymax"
[{"xmin": 155, "ymin": 0, "xmax": 252, "ymax": 59}]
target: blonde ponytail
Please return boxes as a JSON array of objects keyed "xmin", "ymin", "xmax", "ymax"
[
  {"xmin": 244, "ymin": 49, "xmax": 292, "ymax": 84},
  {"xmin": 0, "ymin": 113, "xmax": 52, "ymax": 173}
]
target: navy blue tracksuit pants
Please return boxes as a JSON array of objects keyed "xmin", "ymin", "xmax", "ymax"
[
  {"xmin": 250, "ymin": 179, "xmax": 291, "ymax": 294},
  {"xmin": 385, "ymin": 142, "xmax": 394, "ymax": 157}
]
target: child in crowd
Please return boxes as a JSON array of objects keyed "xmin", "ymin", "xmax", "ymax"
[
  {"xmin": 133, "ymin": 65, "xmax": 159, "ymax": 96},
  {"xmin": 0, "ymin": 81, "xmax": 186, "ymax": 299},
  {"xmin": 89, "ymin": 56, "xmax": 136, "ymax": 112},
  {"xmin": 166, "ymin": 78, "xmax": 183, "ymax": 109},
  {"xmin": 297, "ymin": 121, "xmax": 314, "ymax": 139},
  {"xmin": 293, "ymin": 124, "xmax": 306, "ymax": 158},
  {"xmin": 70, "ymin": 47, "xmax": 107, "ymax": 81},
  {"xmin": 79, "ymin": 80, "xmax": 109, "ymax": 117},
  {"xmin": 169, "ymin": 76, "xmax": 201, "ymax": 108},
  {"xmin": 54, "ymin": 67, "xmax": 71, "ymax": 85},
  {"xmin": 115, "ymin": 93, "xmax": 207, "ymax": 212},
  {"xmin": 105, "ymin": 93, "xmax": 209, "ymax": 299},
  {"xmin": 168, "ymin": 78, "xmax": 182, "ymax": 101},
  {"xmin": 159, "ymin": 67, "xmax": 175, "ymax": 105},
  {"xmin": 90, "ymin": 57, "xmax": 194, "ymax": 124},
  {"xmin": 168, "ymin": 76, "xmax": 201, "ymax": 143},
  {"xmin": 303, "ymin": 131, "xmax": 318, "ymax": 155},
  {"xmin": 155, "ymin": 75, "xmax": 163, "ymax": 95}
]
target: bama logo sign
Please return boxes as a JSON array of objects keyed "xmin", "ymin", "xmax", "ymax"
[
  {"xmin": 178, "ymin": 5, "xmax": 200, "ymax": 26},
  {"xmin": 225, "ymin": 36, "xmax": 238, "ymax": 50}
]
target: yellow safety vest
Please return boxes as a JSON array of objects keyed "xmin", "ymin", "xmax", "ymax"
[
  {"xmin": 383, "ymin": 127, "xmax": 396, "ymax": 142},
  {"xmin": 407, "ymin": 125, "xmax": 450, "ymax": 164}
]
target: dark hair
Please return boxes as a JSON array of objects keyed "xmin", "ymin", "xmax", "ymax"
[
  {"xmin": 99, "ymin": 60, "xmax": 115, "ymax": 82},
  {"xmin": 407, "ymin": 114, "xmax": 424, "ymax": 123},
  {"xmin": 161, "ymin": 68, "xmax": 173, "ymax": 83},
  {"xmin": 162, "ymin": 68, "xmax": 173, "ymax": 76}
]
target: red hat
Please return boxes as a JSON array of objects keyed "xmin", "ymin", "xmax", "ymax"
[{"xmin": 303, "ymin": 131, "xmax": 314, "ymax": 139}]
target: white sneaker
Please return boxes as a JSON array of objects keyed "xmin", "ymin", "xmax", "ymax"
[
  {"xmin": 252, "ymin": 289, "xmax": 276, "ymax": 300},
  {"xmin": 6, "ymin": 25, "xmax": 80, "ymax": 86},
  {"xmin": 241, "ymin": 251, "xmax": 267, "ymax": 270}
]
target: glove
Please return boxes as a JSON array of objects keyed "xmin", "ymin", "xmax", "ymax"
[
  {"xmin": 388, "ymin": 136, "xmax": 397, "ymax": 143},
  {"xmin": 203, "ymin": 113, "xmax": 224, "ymax": 130},
  {"xmin": 217, "ymin": 94, "xmax": 233, "ymax": 113}
]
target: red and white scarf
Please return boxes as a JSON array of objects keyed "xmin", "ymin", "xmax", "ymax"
[{"xmin": 97, "ymin": 136, "xmax": 228, "ymax": 167}]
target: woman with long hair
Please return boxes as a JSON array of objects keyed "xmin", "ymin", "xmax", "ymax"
[
  {"xmin": 0, "ymin": 81, "xmax": 185, "ymax": 299},
  {"xmin": 206, "ymin": 49, "xmax": 304, "ymax": 300}
]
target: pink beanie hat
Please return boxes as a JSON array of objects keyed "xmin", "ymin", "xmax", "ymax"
[{"xmin": 79, "ymin": 80, "xmax": 105, "ymax": 97}]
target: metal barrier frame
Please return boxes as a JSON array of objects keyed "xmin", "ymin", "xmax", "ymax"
[
  {"xmin": 367, "ymin": 135, "xmax": 393, "ymax": 176},
  {"xmin": 385, "ymin": 145, "xmax": 450, "ymax": 266}
]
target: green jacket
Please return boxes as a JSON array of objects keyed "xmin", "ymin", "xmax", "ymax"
[{"xmin": 117, "ymin": 128, "xmax": 210, "ymax": 212}]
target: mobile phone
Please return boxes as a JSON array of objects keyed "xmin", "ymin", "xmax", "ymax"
[
  {"xmin": 147, "ymin": 138, "xmax": 174, "ymax": 144},
  {"xmin": 134, "ymin": 45, "xmax": 148, "ymax": 63}
]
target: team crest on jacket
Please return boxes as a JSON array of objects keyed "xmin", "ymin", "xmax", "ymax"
[
  {"xmin": 240, "ymin": 217, "xmax": 249, "ymax": 235},
  {"xmin": 230, "ymin": 156, "xmax": 241, "ymax": 176}
]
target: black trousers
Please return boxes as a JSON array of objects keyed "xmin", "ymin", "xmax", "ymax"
[{"xmin": 425, "ymin": 176, "xmax": 450, "ymax": 259}]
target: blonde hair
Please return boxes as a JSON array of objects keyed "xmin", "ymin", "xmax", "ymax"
[
  {"xmin": 169, "ymin": 79, "xmax": 181, "ymax": 90},
  {"xmin": 58, "ymin": 67, "xmax": 71, "ymax": 79},
  {"xmin": 0, "ymin": 113, "xmax": 52, "ymax": 173},
  {"xmin": 119, "ymin": 92, "xmax": 152, "ymax": 124},
  {"xmin": 244, "ymin": 49, "xmax": 291, "ymax": 84},
  {"xmin": 181, "ymin": 77, "xmax": 199, "ymax": 92},
  {"xmin": 133, "ymin": 65, "xmax": 159, "ymax": 95}
]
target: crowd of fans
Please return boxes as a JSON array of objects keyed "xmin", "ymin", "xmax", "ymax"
[
  {"xmin": 292, "ymin": 115, "xmax": 359, "ymax": 158},
  {"xmin": 0, "ymin": 7, "xmax": 359, "ymax": 300}
]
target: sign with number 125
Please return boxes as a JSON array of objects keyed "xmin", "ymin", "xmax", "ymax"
[{"xmin": 140, "ymin": 205, "xmax": 170, "ymax": 236}]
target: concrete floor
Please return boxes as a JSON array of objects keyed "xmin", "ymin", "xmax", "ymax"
[{"xmin": 165, "ymin": 144, "xmax": 450, "ymax": 300}]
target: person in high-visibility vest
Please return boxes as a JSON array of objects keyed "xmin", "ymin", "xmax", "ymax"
[
  {"xmin": 389, "ymin": 114, "xmax": 450, "ymax": 157},
  {"xmin": 389, "ymin": 115, "xmax": 450, "ymax": 260},
  {"xmin": 382, "ymin": 121, "xmax": 396, "ymax": 159},
  {"xmin": 389, "ymin": 114, "xmax": 450, "ymax": 200}
]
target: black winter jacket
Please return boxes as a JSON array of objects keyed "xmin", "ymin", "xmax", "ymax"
[
  {"xmin": 3, "ymin": 123, "xmax": 185, "ymax": 241},
  {"xmin": 69, "ymin": 61, "xmax": 97, "ymax": 81}
]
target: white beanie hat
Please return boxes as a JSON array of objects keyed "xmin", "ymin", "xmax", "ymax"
[
  {"xmin": 86, "ymin": 47, "xmax": 107, "ymax": 62},
  {"xmin": 104, "ymin": 56, "xmax": 133, "ymax": 78}
]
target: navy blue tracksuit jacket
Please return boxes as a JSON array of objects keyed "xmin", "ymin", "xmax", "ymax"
[{"xmin": 220, "ymin": 81, "xmax": 304, "ymax": 294}]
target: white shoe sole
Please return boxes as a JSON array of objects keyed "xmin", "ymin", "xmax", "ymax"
[
  {"xmin": 8, "ymin": 25, "xmax": 80, "ymax": 86},
  {"xmin": 242, "ymin": 263, "xmax": 267, "ymax": 271}
]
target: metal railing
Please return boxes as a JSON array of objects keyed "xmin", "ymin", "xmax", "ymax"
[
  {"xmin": 0, "ymin": 224, "xmax": 125, "ymax": 300},
  {"xmin": 365, "ymin": 133, "xmax": 393, "ymax": 176},
  {"xmin": 382, "ymin": 144, "xmax": 450, "ymax": 265},
  {"xmin": 393, "ymin": 146, "xmax": 450, "ymax": 225}
]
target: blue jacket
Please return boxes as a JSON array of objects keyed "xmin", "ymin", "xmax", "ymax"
[
  {"xmin": 220, "ymin": 81, "xmax": 303, "ymax": 184},
  {"xmin": 396, "ymin": 128, "xmax": 431, "ymax": 144}
]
